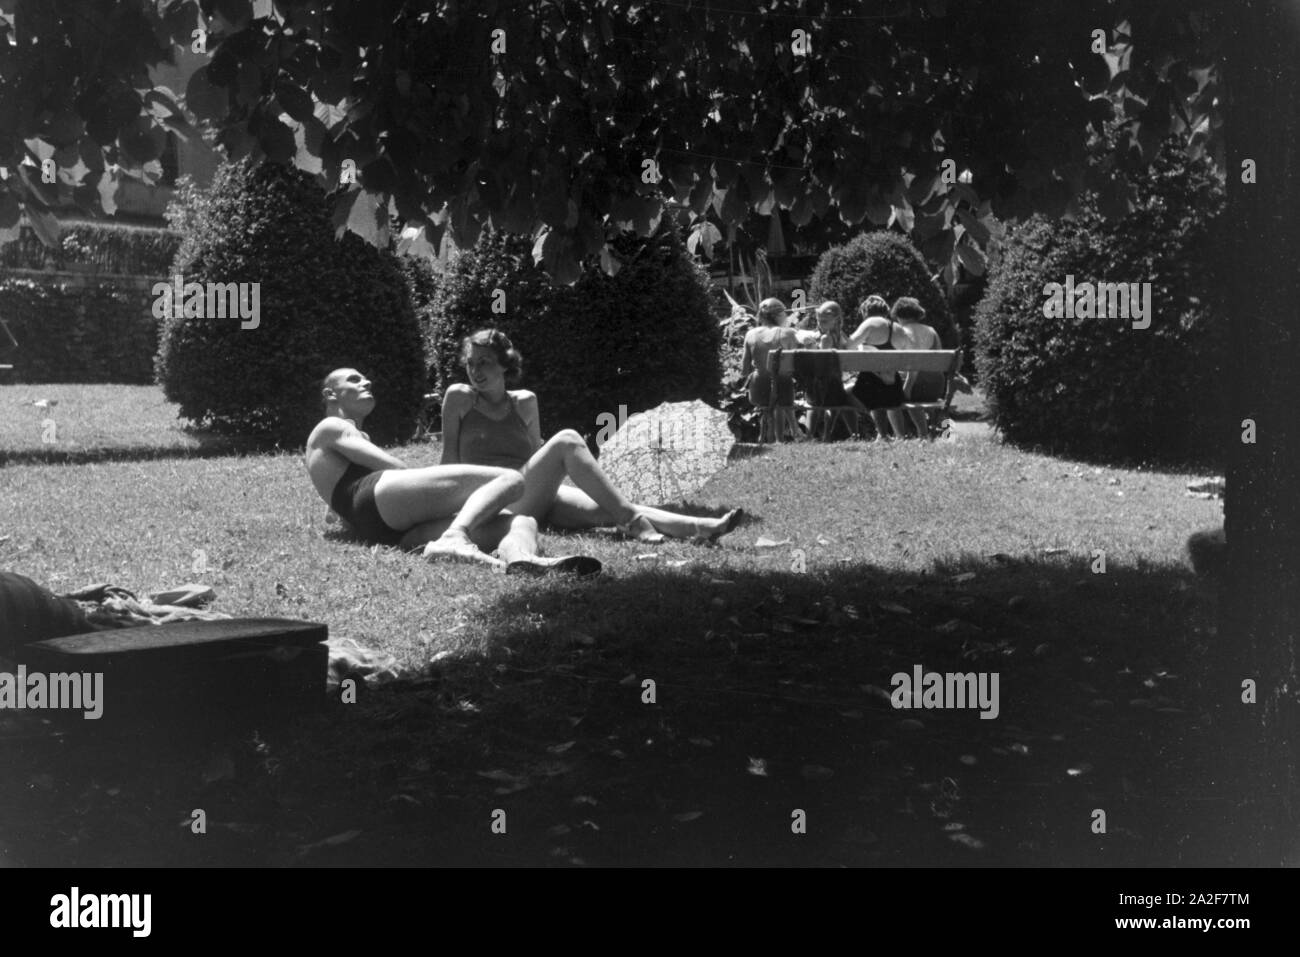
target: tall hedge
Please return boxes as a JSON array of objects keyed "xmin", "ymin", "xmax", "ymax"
[
  {"xmin": 428, "ymin": 227, "xmax": 720, "ymax": 438},
  {"xmin": 0, "ymin": 277, "xmax": 158, "ymax": 383},
  {"xmin": 1, "ymin": 222, "xmax": 180, "ymax": 276},
  {"xmin": 807, "ymin": 231, "xmax": 956, "ymax": 346},
  {"xmin": 973, "ymin": 140, "xmax": 1226, "ymax": 462},
  {"xmin": 155, "ymin": 159, "xmax": 426, "ymax": 447}
]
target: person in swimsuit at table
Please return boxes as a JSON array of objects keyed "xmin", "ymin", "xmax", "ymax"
[
  {"xmin": 740, "ymin": 298, "xmax": 801, "ymax": 442},
  {"xmin": 440, "ymin": 330, "xmax": 742, "ymax": 542},
  {"xmin": 846, "ymin": 295, "xmax": 911, "ymax": 440},
  {"xmin": 307, "ymin": 368, "xmax": 614, "ymax": 574},
  {"xmin": 890, "ymin": 296, "xmax": 944, "ymax": 439}
]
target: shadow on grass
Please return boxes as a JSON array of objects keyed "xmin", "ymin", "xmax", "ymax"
[
  {"xmin": 0, "ymin": 433, "xmax": 276, "ymax": 467},
  {"xmin": 1, "ymin": 553, "xmax": 1267, "ymax": 867}
]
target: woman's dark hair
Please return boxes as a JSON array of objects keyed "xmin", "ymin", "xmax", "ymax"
[
  {"xmin": 891, "ymin": 297, "xmax": 926, "ymax": 322},
  {"xmin": 460, "ymin": 328, "xmax": 524, "ymax": 384},
  {"xmin": 859, "ymin": 295, "xmax": 890, "ymax": 319}
]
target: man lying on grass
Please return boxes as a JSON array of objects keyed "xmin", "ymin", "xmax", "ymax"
[{"xmin": 307, "ymin": 368, "xmax": 666, "ymax": 575}]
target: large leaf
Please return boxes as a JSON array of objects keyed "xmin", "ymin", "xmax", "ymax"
[{"xmin": 185, "ymin": 66, "xmax": 229, "ymax": 122}]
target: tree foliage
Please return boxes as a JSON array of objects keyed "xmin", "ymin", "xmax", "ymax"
[{"xmin": 0, "ymin": 0, "xmax": 1224, "ymax": 285}]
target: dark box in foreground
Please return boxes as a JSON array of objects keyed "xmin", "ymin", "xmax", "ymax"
[{"xmin": 18, "ymin": 619, "xmax": 328, "ymax": 726}]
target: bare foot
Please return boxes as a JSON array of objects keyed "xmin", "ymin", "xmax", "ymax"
[
  {"xmin": 422, "ymin": 532, "xmax": 506, "ymax": 570},
  {"xmin": 695, "ymin": 508, "xmax": 745, "ymax": 543}
]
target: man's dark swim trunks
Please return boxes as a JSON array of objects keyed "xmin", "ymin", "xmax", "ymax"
[{"xmin": 330, "ymin": 462, "xmax": 405, "ymax": 546}]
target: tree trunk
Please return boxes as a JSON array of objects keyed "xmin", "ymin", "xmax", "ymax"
[{"xmin": 1224, "ymin": 0, "xmax": 1300, "ymax": 864}]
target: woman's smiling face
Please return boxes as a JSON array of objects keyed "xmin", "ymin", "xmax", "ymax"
[{"xmin": 464, "ymin": 344, "xmax": 506, "ymax": 394}]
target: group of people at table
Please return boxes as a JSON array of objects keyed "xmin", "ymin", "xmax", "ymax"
[{"xmin": 739, "ymin": 295, "xmax": 944, "ymax": 443}]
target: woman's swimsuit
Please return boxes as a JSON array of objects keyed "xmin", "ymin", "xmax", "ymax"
[
  {"xmin": 330, "ymin": 461, "xmax": 405, "ymax": 546},
  {"xmin": 457, "ymin": 395, "xmax": 534, "ymax": 470},
  {"xmin": 850, "ymin": 321, "xmax": 906, "ymax": 410}
]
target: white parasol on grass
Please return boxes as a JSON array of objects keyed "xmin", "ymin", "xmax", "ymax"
[{"xmin": 596, "ymin": 400, "xmax": 735, "ymax": 506}]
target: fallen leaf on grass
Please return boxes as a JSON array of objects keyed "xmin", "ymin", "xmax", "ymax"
[
  {"xmin": 780, "ymin": 616, "xmax": 821, "ymax": 628},
  {"xmin": 747, "ymin": 757, "xmax": 769, "ymax": 777},
  {"xmin": 950, "ymin": 572, "xmax": 977, "ymax": 583},
  {"xmin": 801, "ymin": 764, "xmax": 835, "ymax": 780},
  {"xmin": 477, "ymin": 769, "xmax": 523, "ymax": 783},
  {"xmin": 618, "ymin": 673, "xmax": 638, "ymax": 686},
  {"xmin": 1066, "ymin": 763, "xmax": 1094, "ymax": 778},
  {"xmin": 754, "ymin": 536, "xmax": 792, "ymax": 548},
  {"xmin": 878, "ymin": 601, "xmax": 912, "ymax": 615},
  {"xmin": 299, "ymin": 829, "xmax": 363, "ymax": 853},
  {"xmin": 547, "ymin": 741, "xmax": 576, "ymax": 754},
  {"xmin": 634, "ymin": 553, "xmax": 659, "ymax": 561},
  {"xmin": 861, "ymin": 684, "xmax": 892, "ymax": 705},
  {"xmin": 1040, "ymin": 547, "xmax": 1070, "ymax": 557},
  {"xmin": 949, "ymin": 832, "xmax": 985, "ymax": 849},
  {"xmin": 672, "ymin": 811, "xmax": 704, "ymax": 822}
]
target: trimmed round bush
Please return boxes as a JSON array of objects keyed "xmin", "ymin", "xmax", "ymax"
[
  {"xmin": 155, "ymin": 160, "xmax": 426, "ymax": 447},
  {"xmin": 807, "ymin": 230, "xmax": 956, "ymax": 346},
  {"xmin": 973, "ymin": 140, "xmax": 1226, "ymax": 463},
  {"xmin": 428, "ymin": 227, "xmax": 720, "ymax": 438}
]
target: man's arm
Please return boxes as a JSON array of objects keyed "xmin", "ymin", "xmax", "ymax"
[{"xmin": 321, "ymin": 419, "xmax": 407, "ymax": 470}]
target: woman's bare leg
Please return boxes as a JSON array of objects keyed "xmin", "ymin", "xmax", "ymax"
[
  {"xmin": 509, "ymin": 431, "xmax": 637, "ymax": 524},
  {"xmin": 375, "ymin": 465, "xmax": 524, "ymax": 567},
  {"xmin": 905, "ymin": 406, "xmax": 931, "ymax": 438},
  {"xmin": 544, "ymin": 485, "xmax": 739, "ymax": 540},
  {"xmin": 885, "ymin": 407, "xmax": 911, "ymax": 438}
]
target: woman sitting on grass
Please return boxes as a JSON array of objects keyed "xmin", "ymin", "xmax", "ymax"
[
  {"xmin": 306, "ymin": 367, "xmax": 647, "ymax": 575},
  {"xmin": 440, "ymin": 330, "xmax": 742, "ymax": 542}
]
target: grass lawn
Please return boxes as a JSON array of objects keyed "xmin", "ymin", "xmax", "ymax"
[{"xmin": 1, "ymin": 384, "xmax": 1242, "ymax": 867}]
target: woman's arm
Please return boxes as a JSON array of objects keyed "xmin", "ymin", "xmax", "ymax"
[
  {"xmin": 740, "ymin": 331, "xmax": 755, "ymax": 379},
  {"xmin": 439, "ymin": 387, "xmax": 472, "ymax": 465},
  {"xmin": 847, "ymin": 319, "xmax": 873, "ymax": 347},
  {"xmin": 515, "ymin": 391, "xmax": 545, "ymax": 454}
]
